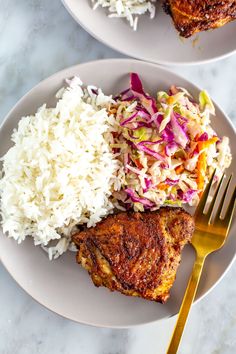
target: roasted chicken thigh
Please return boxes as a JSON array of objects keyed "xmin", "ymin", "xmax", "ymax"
[
  {"xmin": 164, "ymin": 0, "xmax": 236, "ymax": 37},
  {"xmin": 72, "ymin": 208, "xmax": 195, "ymax": 303}
]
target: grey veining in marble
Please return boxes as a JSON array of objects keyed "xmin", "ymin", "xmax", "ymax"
[{"xmin": 0, "ymin": 1, "xmax": 236, "ymax": 354}]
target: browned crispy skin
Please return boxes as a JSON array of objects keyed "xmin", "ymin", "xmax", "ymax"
[
  {"xmin": 163, "ymin": 0, "xmax": 236, "ymax": 37},
  {"xmin": 72, "ymin": 208, "xmax": 195, "ymax": 303}
]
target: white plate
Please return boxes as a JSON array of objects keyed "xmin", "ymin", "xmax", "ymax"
[
  {"xmin": 0, "ymin": 59, "xmax": 235, "ymax": 328},
  {"xmin": 62, "ymin": 0, "xmax": 236, "ymax": 66}
]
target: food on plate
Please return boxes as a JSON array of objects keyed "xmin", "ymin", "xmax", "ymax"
[
  {"xmin": 72, "ymin": 208, "xmax": 195, "ymax": 302},
  {"xmin": 91, "ymin": 0, "xmax": 236, "ymax": 36},
  {"xmin": 91, "ymin": 0, "xmax": 156, "ymax": 30},
  {"xmin": 111, "ymin": 73, "xmax": 231, "ymax": 211},
  {"xmin": 0, "ymin": 77, "xmax": 122, "ymax": 259},
  {"xmin": 163, "ymin": 0, "xmax": 236, "ymax": 38},
  {"xmin": 0, "ymin": 74, "xmax": 231, "ymax": 259}
]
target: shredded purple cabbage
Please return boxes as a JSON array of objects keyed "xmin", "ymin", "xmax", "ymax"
[
  {"xmin": 130, "ymin": 122, "xmax": 152, "ymax": 130},
  {"xmin": 161, "ymin": 124, "xmax": 175, "ymax": 142},
  {"xmin": 198, "ymin": 132, "xmax": 208, "ymax": 141},
  {"xmin": 165, "ymin": 178, "xmax": 180, "ymax": 186},
  {"xmin": 143, "ymin": 178, "xmax": 152, "ymax": 193},
  {"xmin": 130, "ymin": 73, "xmax": 157, "ymax": 116},
  {"xmin": 178, "ymin": 189, "xmax": 197, "ymax": 202},
  {"xmin": 120, "ymin": 112, "xmax": 138, "ymax": 126},
  {"xmin": 125, "ymin": 188, "xmax": 154, "ymax": 208},
  {"xmin": 137, "ymin": 139, "xmax": 163, "ymax": 146},
  {"xmin": 165, "ymin": 142, "xmax": 178, "ymax": 156},
  {"xmin": 171, "ymin": 113, "xmax": 189, "ymax": 148},
  {"xmin": 136, "ymin": 143, "xmax": 165, "ymax": 161}
]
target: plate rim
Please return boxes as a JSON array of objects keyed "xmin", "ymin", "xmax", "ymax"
[
  {"xmin": 61, "ymin": 0, "xmax": 236, "ymax": 66},
  {"xmin": 0, "ymin": 58, "xmax": 236, "ymax": 328}
]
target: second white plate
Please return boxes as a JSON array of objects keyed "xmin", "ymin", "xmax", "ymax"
[{"xmin": 62, "ymin": 0, "xmax": 236, "ymax": 66}]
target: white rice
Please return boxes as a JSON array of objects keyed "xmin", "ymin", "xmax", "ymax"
[
  {"xmin": 91, "ymin": 0, "xmax": 156, "ymax": 30},
  {"xmin": 0, "ymin": 77, "xmax": 123, "ymax": 259}
]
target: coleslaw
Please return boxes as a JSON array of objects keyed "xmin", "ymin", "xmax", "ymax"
[{"xmin": 110, "ymin": 73, "xmax": 232, "ymax": 211}]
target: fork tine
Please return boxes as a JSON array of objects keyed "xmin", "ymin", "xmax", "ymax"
[
  {"xmin": 221, "ymin": 186, "xmax": 236, "ymax": 234},
  {"xmin": 214, "ymin": 174, "xmax": 233, "ymax": 221},
  {"xmin": 207, "ymin": 173, "xmax": 225, "ymax": 224},
  {"xmin": 194, "ymin": 170, "xmax": 216, "ymax": 218}
]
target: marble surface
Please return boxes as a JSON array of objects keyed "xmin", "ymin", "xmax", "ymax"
[{"xmin": 0, "ymin": 1, "xmax": 236, "ymax": 353}]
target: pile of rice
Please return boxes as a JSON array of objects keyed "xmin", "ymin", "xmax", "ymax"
[
  {"xmin": 0, "ymin": 77, "xmax": 123, "ymax": 259},
  {"xmin": 91, "ymin": 0, "xmax": 156, "ymax": 30}
]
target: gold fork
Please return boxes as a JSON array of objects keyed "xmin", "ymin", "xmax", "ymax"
[{"xmin": 167, "ymin": 172, "xmax": 236, "ymax": 354}]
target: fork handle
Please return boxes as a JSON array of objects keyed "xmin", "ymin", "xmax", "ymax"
[{"xmin": 166, "ymin": 253, "xmax": 206, "ymax": 354}]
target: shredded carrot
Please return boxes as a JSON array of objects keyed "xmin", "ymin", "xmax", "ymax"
[
  {"xmin": 196, "ymin": 151, "xmax": 207, "ymax": 190},
  {"xmin": 196, "ymin": 137, "xmax": 218, "ymax": 191},
  {"xmin": 175, "ymin": 165, "xmax": 185, "ymax": 175},
  {"xmin": 198, "ymin": 137, "xmax": 219, "ymax": 152},
  {"xmin": 133, "ymin": 159, "xmax": 143, "ymax": 169},
  {"xmin": 108, "ymin": 106, "xmax": 118, "ymax": 116},
  {"xmin": 167, "ymin": 96, "xmax": 175, "ymax": 105},
  {"xmin": 157, "ymin": 183, "xmax": 169, "ymax": 190}
]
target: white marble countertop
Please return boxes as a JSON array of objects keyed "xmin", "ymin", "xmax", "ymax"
[{"xmin": 0, "ymin": 1, "xmax": 236, "ymax": 353}]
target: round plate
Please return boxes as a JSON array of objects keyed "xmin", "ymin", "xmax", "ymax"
[
  {"xmin": 0, "ymin": 59, "xmax": 235, "ymax": 327},
  {"xmin": 62, "ymin": 0, "xmax": 236, "ymax": 66}
]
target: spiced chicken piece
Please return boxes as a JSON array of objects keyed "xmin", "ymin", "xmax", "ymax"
[
  {"xmin": 163, "ymin": 0, "xmax": 236, "ymax": 38},
  {"xmin": 72, "ymin": 208, "xmax": 195, "ymax": 303}
]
